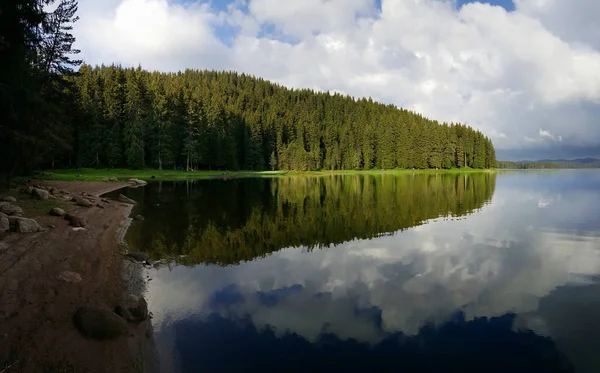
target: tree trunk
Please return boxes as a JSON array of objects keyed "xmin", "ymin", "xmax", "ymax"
[
  {"xmin": 158, "ymin": 139, "xmax": 162, "ymax": 170},
  {"xmin": 6, "ymin": 160, "xmax": 18, "ymax": 189}
]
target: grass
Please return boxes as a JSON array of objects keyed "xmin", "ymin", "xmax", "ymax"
[
  {"xmin": 33, "ymin": 167, "xmax": 495, "ymax": 182},
  {"xmin": 33, "ymin": 168, "xmax": 285, "ymax": 181},
  {"xmin": 284, "ymin": 168, "xmax": 495, "ymax": 177}
]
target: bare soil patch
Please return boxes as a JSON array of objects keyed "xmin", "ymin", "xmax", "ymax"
[{"xmin": 0, "ymin": 181, "xmax": 153, "ymax": 373}]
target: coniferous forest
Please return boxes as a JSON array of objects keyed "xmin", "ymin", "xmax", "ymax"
[
  {"xmin": 1, "ymin": 0, "xmax": 497, "ymax": 184},
  {"xmin": 68, "ymin": 65, "xmax": 497, "ymax": 172}
]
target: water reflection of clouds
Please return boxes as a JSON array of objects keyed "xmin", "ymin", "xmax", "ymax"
[{"xmin": 148, "ymin": 172, "xmax": 600, "ymax": 370}]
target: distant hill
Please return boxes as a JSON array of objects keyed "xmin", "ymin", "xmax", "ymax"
[
  {"xmin": 497, "ymin": 158, "xmax": 600, "ymax": 169},
  {"xmin": 536, "ymin": 158, "xmax": 599, "ymax": 164}
]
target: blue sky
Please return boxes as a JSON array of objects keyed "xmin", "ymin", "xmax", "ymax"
[{"xmin": 457, "ymin": 0, "xmax": 515, "ymax": 12}]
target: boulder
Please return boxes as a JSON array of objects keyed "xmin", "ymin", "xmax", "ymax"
[
  {"xmin": 0, "ymin": 217, "xmax": 9, "ymax": 232},
  {"xmin": 115, "ymin": 294, "xmax": 149, "ymax": 323},
  {"xmin": 1, "ymin": 196, "xmax": 16, "ymax": 202},
  {"xmin": 58, "ymin": 271, "xmax": 82, "ymax": 283},
  {"xmin": 128, "ymin": 178, "xmax": 147, "ymax": 186},
  {"xmin": 32, "ymin": 188, "xmax": 49, "ymax": 200},
  {"xmin": 48, "ymin": 187, "xmax": 59, "ymax": 196},
  {"xmin": 48, "ymin": 195, "xmax": 56, "ymax": 199},
  {"xmin": 134, "ymin": 215, "xmax": 144, "ymax": 221},
  {"xmin": 0, "ymin": 212, "xmax": 7, "ymax": 218},
  {"xmin": 72, "ymin": 307, "xmax": 129, "ymax": 340},
  {"xmin": 126, "ymin": 252, "xmax": 152, "ymax": 265},
  {"xmin": 11, "ymin": 217, "xmax": 44, "ymax": 233},
  {"xmin": 49, "ymin": 207, "xmax": 66, "ymax": 217},
  {"xmin": 118, "ymin": 194, "xmax": 136, "ymax": 205},
  {"xmin": 0, "ymin": 204, "xmax": 23, "ymax": 216},
  {"xmin": 64, "ymin": 213, "xmax": 86, "ymax": 228},
  {"xmin": 76, "ymin": 199, "xmax": 93, "ymax": 207},
  {"xmin": 108, "ymin": 177, "xmax": 118, "ymax": 182},
  {"xmin": 101, "ymin": 177, "xmax": 109, "ymax": 182}
]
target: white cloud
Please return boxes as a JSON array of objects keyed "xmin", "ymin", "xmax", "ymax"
[
  {"xmin": 539, "ymin": 129, "xmax": 562, "ymax": 142},
  {"xmin": 73, "ymin": 0, "xmax": 600, "ymax": 158}
]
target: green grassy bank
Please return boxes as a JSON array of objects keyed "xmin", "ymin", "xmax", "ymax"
[{"xmin": 33, "ymin": 168, "xmax": 496, "ymax": 182}]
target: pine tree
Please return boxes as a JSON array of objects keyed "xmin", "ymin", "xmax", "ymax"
[{"xmin": 123, "ymin": 67, "xmax": 146, "ymax": 169}]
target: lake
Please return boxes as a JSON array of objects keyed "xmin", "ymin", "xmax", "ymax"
[{"xmin": 116, "ymin": 170, "xmax": 600, "ymax": 373}]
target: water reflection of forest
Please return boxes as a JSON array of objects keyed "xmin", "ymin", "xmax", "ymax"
[{"xmin": 123, "ymin": 173, "xmax": 497, "ymax": 265}]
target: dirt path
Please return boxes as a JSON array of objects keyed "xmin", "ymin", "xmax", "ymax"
[{"xmin": 0, "ymin": 181, "xmax": 153, "ymax": 373}]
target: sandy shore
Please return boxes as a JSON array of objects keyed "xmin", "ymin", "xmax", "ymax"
[{"xmin": 0, "ymin": 181, "xmax": 156, "ymax": 373}]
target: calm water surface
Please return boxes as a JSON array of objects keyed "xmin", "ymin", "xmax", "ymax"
[{"xmin": 117, "ymin": 171, "xmax": 600, "ymax": 373}]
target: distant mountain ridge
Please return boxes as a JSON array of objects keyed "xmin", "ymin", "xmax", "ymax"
[
  {"xmin": 537, "ymin": 158, "xmax": 599, "ymax": 164},
  {"xmin": 497, "ymin": 158, "xmax": 600, "ymax": 169},
  {"xmin": 520, "ymin": 158, "xmax": 600, "ymax": 164}
]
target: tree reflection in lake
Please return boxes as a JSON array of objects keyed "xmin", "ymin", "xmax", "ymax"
[{"xmin": 119, "ymin": 173, "xmax": 496, "ymax": 265}]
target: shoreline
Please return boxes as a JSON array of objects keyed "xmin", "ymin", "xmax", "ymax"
[
  {"xmin": 34, "ymin": 167, "xmax": 498, "ymax": 183},
  {"xmin": 0, "ymin": 180, "xmax": 157, "ymax": 372}
]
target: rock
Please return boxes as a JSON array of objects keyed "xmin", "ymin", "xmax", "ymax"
[
  {"xmin": 64, "ymin": 213, "xmax": 86, "ymax": 228},
  {"xmin": 1, "ymin": 196, "xmax": 16, "ymax": 202},
  {"xmin": 108, "ymin": 177, "xmax": 118, "ymax": 182},
  {"xmin": 58, "ymin": 271, "xmax": 82, "ymax": 283},
  {"xmin": 11, "ymin": 217, "xmax": 44, "ymax": 233},
  {"xmin": 128, "ymin": 178, "xmax": 147, "ymax": 186},
  {"xmin": 116, "ymin": 242, "xmax": 129, "ymax": 254},
  {"xmin": 0, "ymin": 217, "xmax": 9, "ymax": 232},
  {"xmin": 48, "ymin": 194, "xmax": 56, "ymax": 199},
  {"xmin": 49, "ymin": 207, "xmax": 66, "ymax": 217},
  {"xmin": 72, "ymin": 307, "xmax": 129, "ymax": 340},
  {"xmin": 76, "ymin": 199, "xmax": 93, "ymax": 207},
  {"xmin": 0, "ymin": 212, "xmax": 7, "ymax": 218},
  {"xmin": 100, "ymin": 198, "xmax": 110, "ymax": 203},
  {"xmin": 134, "ymin": 215, "xmax": 144, "ymax": 221},
  {"xmin": 96, "ymin": 204, "xmax": 105, "ymax": 209},
  {"xmin": 101, "ymin": 177, "xmax": 109, "ymax": 182},
  {"xmin": 32, "ymin": 188, "xmax": 49, "ymax": 200},
  {"xmin": 25, "ymin": 186, "xmax": 34, "ymax": 194},
  {"xmin": 47, "ymin": 224, "xmax": 55, "ymax": 229},
  {"xmin": 49, "ymin": 187, "xmax": 59, "ymax": 195},
  {"xmin": 115, "ymin": 294, "xmax": 149, "ymax": 323},
  {"xmin": 118, "ymin": 194, "xmax": 136, "ymax": 205},
  {"xmin": 126, "ymin": 252, "xmax": 152, "ymax": 265},
  {"xmin": 81, "ymin": 192, "xmax": 88, "ymax": 196},
  {"xmin": 0, "ymin": 204, "xmax": 23, "ymax": 216}
]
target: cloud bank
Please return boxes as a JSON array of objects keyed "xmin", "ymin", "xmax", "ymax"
[{"xmin": 73, "ymin": 0, "xmax": 600, "ymax": 160}]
